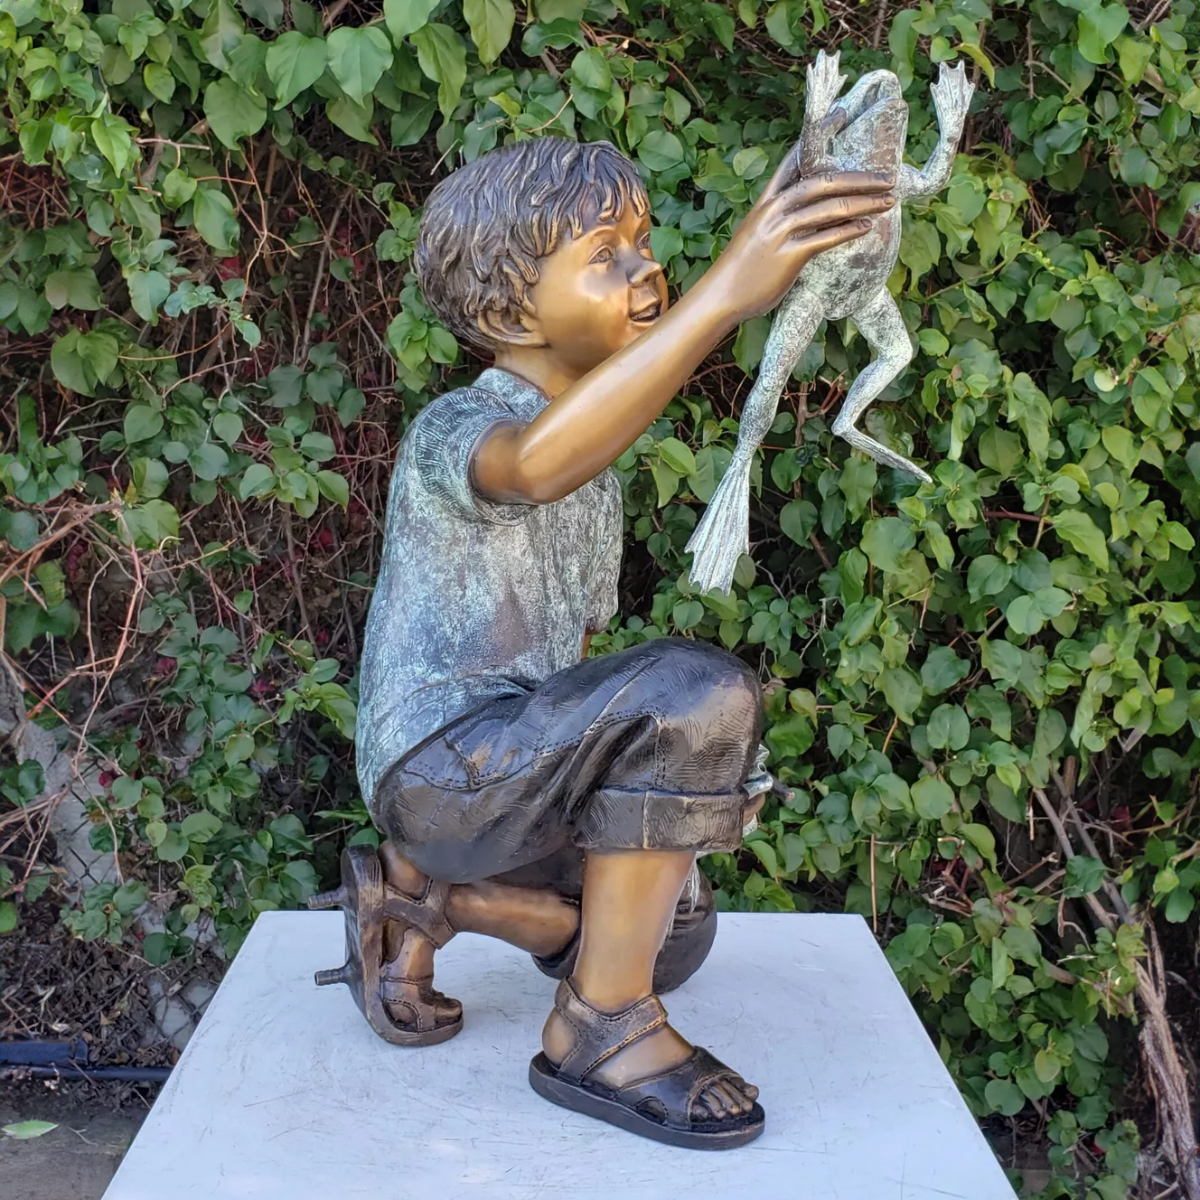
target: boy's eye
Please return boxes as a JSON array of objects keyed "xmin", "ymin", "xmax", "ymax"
[{"xmin": 590, "ymin": 246, "xmax": 614, "ymax": 264}]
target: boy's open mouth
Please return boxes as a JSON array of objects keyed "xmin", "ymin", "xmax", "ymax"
[{"xmin": 630, "ymin": 299, "xmax": 662, "ymax": 324}]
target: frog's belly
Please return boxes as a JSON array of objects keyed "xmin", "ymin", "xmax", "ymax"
[{"xmin": 794, "ymin": 204, "xmax": 901, "ymax": 321}]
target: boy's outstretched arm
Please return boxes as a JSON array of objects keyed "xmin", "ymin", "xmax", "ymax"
[{"xmin": 472, "ymin": 165, "xmax": 896, "ymax": 506}]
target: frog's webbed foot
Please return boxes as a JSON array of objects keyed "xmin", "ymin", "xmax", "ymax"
[
  {"xmin": 902, "ymin": 61, "xmax": 978, "ymax": 198},
  {"xmin": 804, "ymin": 51, "xmax": 847, "ymax": 125},
  {"xmin": 831, "ymin": 290, "xmax": 932, "ymax": 484},
  {"xmin": 930, "ymin": 61, "xmax": 975, "ymax": 137}
]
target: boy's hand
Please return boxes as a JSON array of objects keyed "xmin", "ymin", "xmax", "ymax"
[{"xmin": 709, "ymin": 161, "xmax": 896, "ymax": 324}]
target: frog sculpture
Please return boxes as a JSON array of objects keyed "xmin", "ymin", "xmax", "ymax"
[{"xmin": 686, "ymin": 51, "xmax": 977, "ymax": 595}]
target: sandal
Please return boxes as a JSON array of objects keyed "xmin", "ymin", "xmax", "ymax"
[
  {"xmin": 309, "ymin": 845, "xmax": 463, "ymax": 1046},
  {"xmin": 529, "ymin": 978, "xmax": 765, "ymax": 1150}
]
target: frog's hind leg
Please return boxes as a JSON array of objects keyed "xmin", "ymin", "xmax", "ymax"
[
  {"xmin": 831, "ymin": 290, "xmax": 931, "ymax": 483},
  {"xmin": 686, "ymin": 289, "xmax": 823, "ymax": 595}
]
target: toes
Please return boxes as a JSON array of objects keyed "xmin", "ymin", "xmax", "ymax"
[{"xmin": 697, "ymin": 1085, "xmax": 731, "ymax": 1120}]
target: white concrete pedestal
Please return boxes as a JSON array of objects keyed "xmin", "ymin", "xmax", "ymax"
[{"xmin": 103, "ymin": 911, "xmax": 1016, "ymax": 1200}]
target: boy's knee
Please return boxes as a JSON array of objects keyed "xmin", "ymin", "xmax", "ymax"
[{"xmin": 638, "ymin": 638, "xmax": 762, "ymax": 746}]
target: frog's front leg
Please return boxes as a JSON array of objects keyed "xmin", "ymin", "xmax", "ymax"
[
  {"xmin": 685, "ymin": 287, "xmax": 824, "ymax": 594},
  {"xmin": 797, "ymin": 50, "xmax": 848, "ymax": 177},
  {"xmin": 831, "ymin": 288, "xmax": 930, "ymax": 483},
  {"xmin": 899, "ymin": 62, "xmax": 976, "ymax": 199}
]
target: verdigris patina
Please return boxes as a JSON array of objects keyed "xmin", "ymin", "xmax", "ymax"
[{"xmin": 686, "ymin": 52, "xmax": 977, "ymax": 595}]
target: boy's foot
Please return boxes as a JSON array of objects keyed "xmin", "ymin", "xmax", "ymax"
[
  {"xmin": 534, "ymin": 978, "xmax": 763, "ymax": 1149},
  {"xmin": 309, "ymin": 845, "xmax": 463, "ymax": 1046}
]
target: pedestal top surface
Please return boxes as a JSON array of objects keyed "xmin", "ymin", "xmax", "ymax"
[{"xmin": 103, "ymin": 910, "xmax": 1016, "ymax": 1200}]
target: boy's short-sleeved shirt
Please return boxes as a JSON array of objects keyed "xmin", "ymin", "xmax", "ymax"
[{"xmin": 355, "ymin": 366, "xmax": 624, "ymax": 815}]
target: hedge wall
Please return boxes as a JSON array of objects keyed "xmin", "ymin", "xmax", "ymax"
[{"xmin": 2, "ymin": 0, "xmax": 1198, "ymax": 1193}]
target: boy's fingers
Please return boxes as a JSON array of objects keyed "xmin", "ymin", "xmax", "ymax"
[
  {"xmin": 789, "ymin": 219, "xmax": 875, "ymax": 254},
  {"xmin": 780, "ymin": 170, "xmax": 896, "ymax": 208},
  {"xmin": 758, "ymin": 146, "xmax": 802, "ymax": 202},
  {"xmin": 777, "ymin": 193, "xmax": 894, "ymax": 233}
]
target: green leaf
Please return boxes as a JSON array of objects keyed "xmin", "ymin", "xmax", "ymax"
[
  {"xmin": 911, "ymin": 776, "xmax": 954, "ymax": 820},
  {"xmin": 204, "ymin": 77, "xmax": 268, "ymax": 148},
  {"xmin": 967, "ymin": 555, "xmax": 1012, "ymax": 599},
  {"xmin": 384, "ymin": 0, "xmax": 438, "ymax": 40},
  {"xmin": 237, "ymin": 0, "xmax": 282, "ymax": 25},
  {"xmin": 962, "ymin": 823, "xmax": 997, "ymax": 868},
  {"xmin": 162, "ymin": 169, "xmax": 197, "ymax": 208},
  {"xmin": 142, "ymin": 931, "xmax": 176, "ymax": 966},
  {"xmin": 198, "ymin": 0, "xmax": 245, "ymax": 70},
  {"xmin": 239, "ymin": 463, "xmax": 276, "ymax": 499},
  {"xmin": 878, "ymin": 666, "xmax": 924, "ymax": 724},
  {"xmin": 181, "ymin": 811, "xmax": 223, "ymax": 842},
  {"xmin": 265, "ymin": 32, "xmax": 327, "ymax": 108},
  {"xmin": 638, "ymin": 129, "xmax": 685, "ymax": 172},
  {"xmin": 1063, "ymin": 856, "xmax": 1105, "ymax": 898},
  {"xmin": 124, "ymin": 403, "xmax": 164, "ymax": 443},
  {"xmin": 0, "ymin": 901, "xmax": 16, "ymax": 934},
  {"xmin": 44, "ymin": 268, "xmax": 103, "ymax": 312},
  {"xmin": 659, "ymin": 437, "xmax": 695, "ymax": 475},
  {"xmin": 326, "ymin": 95, "xmax": 377, "ymax": 144},
  {"xmin": 464, "ymin": 0, "xmax": 514, "ymax": 63},
  {"xmin": 984, "ymin": 1078, "xmax": 1026, "ymax": 1117},
  {"xmin": 779, "ymin": 499, "xmax": 817, "ymax": 546},
  {"xmin": 127, "ymin": 270, "xmax": 171, "ymax": 323},
  {"xmin": 410, "ymin": 24, "xmax": 466, "ymax": 118},
  {"xmin": 315, "ymin": 470, "xmax": 350, "ymax": 508},
  {"xmin": 190, "ymin": 443, "xmax": 230, "ymax": 480},
  {"xmin": 921, "ymin": 647, "xmax": 970, "ymax": 694},
  {"xmin": 1053, "ymin": 511, "xmax": 1109, "ymax": 571},
  {"xmin": 927, "ymin": 704, "xmax": 970, "ymax": 751},
  {"xmin": 192, "ymin": 188, "xmax": 240, "ymax": 254},
  {"xmin": 861, "ymin": 517, "xmax": 915, "ymax": 572},
  {"xmin": 2, "ymin": 1121, "xmax": 58, "ymax": 1140},
  {"xmin": 144, "ymin": 61, "xmax": 176, "ymax": 102},
  {"xmin": 327, "ymin": 25, "xmax": 393, "ymax": 105},
  {"xmin": 572, "ymin": 46, "xmax": 611, "ymax": 91},
  {"xmin": 1076, "ymin": 4, "xmax": 1128, "ymax": 65}
]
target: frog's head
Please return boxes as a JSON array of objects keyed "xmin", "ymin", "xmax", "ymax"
[{"xmin": 827, "ymin": 69, "xmax": 908, "ymax": 167}]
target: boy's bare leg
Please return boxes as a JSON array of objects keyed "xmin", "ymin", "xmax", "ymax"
[
  {"xmin": 541, "ymin": 849, "xmax": 758, "ymax": 1118},
  {"xmin": 380, "ymin": 841, "xmax": 579, "ymax": 963}
]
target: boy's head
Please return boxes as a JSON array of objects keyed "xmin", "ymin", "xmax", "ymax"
[{"xmin": 416, "ymin": 138, "xmax": 667, "ymax": 378}]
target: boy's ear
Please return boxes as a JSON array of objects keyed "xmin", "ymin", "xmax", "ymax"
[{"xmin": 476, "ymin": 307, "xmax": 547, "ymax": 349}]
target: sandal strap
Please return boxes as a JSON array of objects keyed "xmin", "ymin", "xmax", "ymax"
[
  {"xmin": 554, "ymin": 978, "xmax": 668, "ymax": 1084},
  {"xmin": 383, "ymin": 878, "xmax": 454, "ymax": 948},
  {"xmin": 614, "ymin": 1046, "xmax": 744, "ymax": 1130}
]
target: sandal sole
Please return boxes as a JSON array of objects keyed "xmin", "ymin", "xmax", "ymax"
[
  {"xmin": 311, "ymin": 846, "xmax": 464, "ymax": 1048},
  {"xmin": 528, "ymin": 1053, "xmax": 765, "ymax": 1150}
]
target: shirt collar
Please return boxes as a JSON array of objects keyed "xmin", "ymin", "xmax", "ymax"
[{"xmin": 473, "ymin": 365, "xmax": 552, "ymax": 421}]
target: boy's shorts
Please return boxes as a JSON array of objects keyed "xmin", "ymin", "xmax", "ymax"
[{"xmin": 373, "ymin": 638, "xmax": 763, "ymax": 885}]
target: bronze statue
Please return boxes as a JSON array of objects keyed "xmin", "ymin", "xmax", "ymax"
[
  {"xmin": 687, "ymin": 52, "xmax": 976, "ymax": 595},
  {"xmin": 311, "ymin": 120, "xmax": 895, "ymax": 1148}
]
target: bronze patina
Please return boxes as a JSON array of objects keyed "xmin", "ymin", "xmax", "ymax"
[{"xmin": 311, "ymin": 69, "xmax": 904, "ymax": 1149}]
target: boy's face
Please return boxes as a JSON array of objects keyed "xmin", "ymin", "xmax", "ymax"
[{"xmin": 523, "ymin": 200, "xmax": 668, "ymax": 379}]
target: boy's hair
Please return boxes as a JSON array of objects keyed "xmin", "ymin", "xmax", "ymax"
[{"xmin": 415, "ymin": 138, "xmax": 650, "ymax": 354}]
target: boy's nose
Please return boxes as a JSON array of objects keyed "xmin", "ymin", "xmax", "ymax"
[{"xmin": 628, "ymin": 256, "xmax": 664, "ymax": 287}]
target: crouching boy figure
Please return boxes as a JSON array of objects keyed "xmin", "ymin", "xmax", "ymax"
[{"xmin": 313, "ymin": 137, "xmax": 894, "ymax": 1149}]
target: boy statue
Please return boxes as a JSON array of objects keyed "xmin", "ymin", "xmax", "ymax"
[{"xmin": 311, "ymin": 136, "xmax": 894, "ymax": 1149}]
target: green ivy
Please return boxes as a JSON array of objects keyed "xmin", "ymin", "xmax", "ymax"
[{"xmin": 3, "ymin": 0, "xmax": 1199, "ymax": 1192}]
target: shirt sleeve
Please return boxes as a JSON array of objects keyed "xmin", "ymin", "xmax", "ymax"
[
  {"xmin": 408, "ymin": 388, "xmax": 534, "ymax": 525},
  {"xmin": 587, "ymin": 474, "xmax": 624, "ymax": 633}
]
